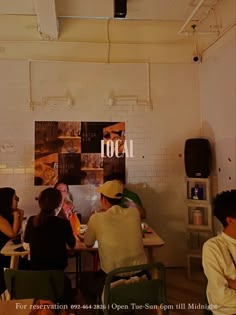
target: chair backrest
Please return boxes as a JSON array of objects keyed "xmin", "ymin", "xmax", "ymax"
[
  {"xmin": 103, "ymin": 262, "xmax": 168, "ymax": 315},
  {"xmin": 4, "ymin": 269, "xmax": 65, "ymax": 302}
]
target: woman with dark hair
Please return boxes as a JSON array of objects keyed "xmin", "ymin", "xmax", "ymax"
[
  {"xmin": 0, "ymin": 187, "xmax": 24, "ymax": 294},
  {"xmin": 0, "ymin": 187, "xmax": 24, "ymax": 249},
  {"xmin": 24, "ymin": 187, "xmax": 76, "ymax": 270},
  {"xmin": 24, "ymin": 188, "xmax": 76, "ymax": 313}
]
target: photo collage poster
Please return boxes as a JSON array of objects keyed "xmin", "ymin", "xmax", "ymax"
[{"xmin": 34, "ymin": 121, "xmax": 125, "ymax": 186}]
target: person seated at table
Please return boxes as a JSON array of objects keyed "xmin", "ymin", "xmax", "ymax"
[
  {"xmin": 24, "ymin": 188, "xmax": 76, "ymax": 311},
  {"xmin": 54, "ymin": 181, "xmax": 81, "ymax": 237},
  {"xmin": 0, "ymin": 187, "xmax": 25, "ymax": 294},
  {"xmin": 80, "ymin": 180, "xmax": 147, "ymax": 306},
  {"xmin": 105, "ymin": 174, "xmax": 146, "ymax": 219},
  {"xmin": 202, "ymin": 190, "xmax": 236, "ymax": 315},
  {"xmin": 54, "ymin": 181, "xmax": 74, "ymax": 220}
]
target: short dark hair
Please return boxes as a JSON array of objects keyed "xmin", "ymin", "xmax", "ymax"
[
  {"xmin": 35, "ymin": 188, "xmax": 62, "ymax": 227},
  {"xmin": 101, "ymin": 193, "xmax": 121, "ymax": 206},
  {"xmin": 39, "ymin": 188, "xmax": 62, "ymax": 214},
  {"xmin": 213, "ymin": 190, "xmax": 236, "ymax": 227}
]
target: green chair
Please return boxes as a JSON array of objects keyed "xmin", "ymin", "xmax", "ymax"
[
  {"xmin": 103, "ymin": 262, "xmax": 168, "ymax": 315},
  {"xmin": 4, "ymin": 269, "xmax": 65, "ymax": 302}
]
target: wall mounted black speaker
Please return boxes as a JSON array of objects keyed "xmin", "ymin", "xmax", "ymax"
[
  {"xmin": 114, "ymin": 0, "xmax": 127, "ymax": 18},
  {"xmin": 184, "ymin": 138, "xmax": 211, "ymax": 178}
]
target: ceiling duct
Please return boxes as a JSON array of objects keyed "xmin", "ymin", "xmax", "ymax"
[{"xmin": 114, "ymin": 0, "xmax": 127, "ymax": 18}]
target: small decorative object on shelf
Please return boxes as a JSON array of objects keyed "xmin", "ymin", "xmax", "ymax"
[
  {"xmin": 193, "ymin": 209, "xmax": 203, "ymax": 225},
  {"xmin": 191, "ymin": 185, "xmax": 204, "ymax": 200},
  {"xmin": 185, "ymin": 177, "xmax": 214, "ymax": 278}
]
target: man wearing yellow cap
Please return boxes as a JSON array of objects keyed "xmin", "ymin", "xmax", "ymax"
[{"xmin": 81, "ymin": 180, "xmax": 147, "ymax": 305}]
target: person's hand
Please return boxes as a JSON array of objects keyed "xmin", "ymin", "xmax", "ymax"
[
  {"xmin": 17, "ymin": 208, "xmax": 24, "ymax": 217},
  {"xmin": 64, "ymin": 202, "xmax": 74, "ymax": 219},
  {"xmin": 16, "ymin": 208, "xmax": 24, "ymax": 222},
  {"xmin": 12, "ymin": 209, "xmax": 24, "ymax": 235},
  {"xmin": 12, "ymin": 210, "xmax": 21, "ymax": 220},
  {"xmin": 12, "ymin": 208, "xmax": 23, "ymax": 218},
  {"xmin": 227, "ymin": 278, "xmax": 236, "ymax": 290}
]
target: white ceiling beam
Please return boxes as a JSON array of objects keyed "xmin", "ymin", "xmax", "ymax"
[{"xmin": 33, "ymin": 0, "xmax": 59, "ymax": 40}]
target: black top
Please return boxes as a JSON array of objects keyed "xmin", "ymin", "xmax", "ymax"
[
  {"xmin": 24, "ymin": 215, "xmax": 75, "ymax": 270},
  {"xmin": 0, "ymin": 214, "xmax": 13, "ymax": 251}
]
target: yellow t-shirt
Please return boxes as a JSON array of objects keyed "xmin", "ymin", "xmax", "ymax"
[{"xmin": 84, "ymin": 205, "xmax": 147, "ymax": 273}]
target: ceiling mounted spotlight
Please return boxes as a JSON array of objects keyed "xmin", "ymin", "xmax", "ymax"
[{"xmin": 114, "ymin": 0, "xmax": 127, "ymax": 18}]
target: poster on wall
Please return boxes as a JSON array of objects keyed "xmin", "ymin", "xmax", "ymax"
[{"xmin": 34, "ymin": 121, "xmax": 125, "ymax": 186}]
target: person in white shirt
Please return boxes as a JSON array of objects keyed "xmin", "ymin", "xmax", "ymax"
[{"xmin": 202, "ymin": 190, "xmax": 236, "ymax": 315}]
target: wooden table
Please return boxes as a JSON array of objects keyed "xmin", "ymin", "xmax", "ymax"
[
  {"xmin": 0, "ymin": 243, "xmax": 29, "ymax": 269},
  {"xmin": 1, "ymin": 228, "xmax": 165, "ymax": 287},
  {"xmin": 1, "ymin": 228, "xmax": 164, "ymax": 267}
]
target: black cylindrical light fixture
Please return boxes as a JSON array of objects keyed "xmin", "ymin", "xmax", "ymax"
[{"xmin": 114, "ymin": 0, "xmax": 127, "ymax": 18}]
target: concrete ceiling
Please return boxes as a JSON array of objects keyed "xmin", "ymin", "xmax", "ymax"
[
  {"xmin": 0, "ymin": 0, "xmax": 232, "ymax": 62},
  {"xmin": 0, "ymin": 0, "xmax": 218, "ymax": 20},
  {"xmin": 0, "ymin": 0, "xmax": 221, "ymax": 40}
]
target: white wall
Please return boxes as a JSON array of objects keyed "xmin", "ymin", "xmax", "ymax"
[
  {"xmin": 0, "ymin": 59, "xmax": 200, "ymax": 266},
  {"xmin": 199, "ymin": 25, "xmax": 236, "ymax": 232},
  {"xmin": 0, "ymin": 0, "xmax": 234, "ymax": 271},
  {"xmin": 200, "ymin": 26, "xmax": 236, "ymax": 192}
]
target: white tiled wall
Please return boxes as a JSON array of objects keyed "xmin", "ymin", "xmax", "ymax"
[
  {"xmin": 200, "ymin": 27, "xmax": 236, "ymax": 192},
  {"xmin": 0, "ymin": 60, "xmax": 201, "ymax": 266}
]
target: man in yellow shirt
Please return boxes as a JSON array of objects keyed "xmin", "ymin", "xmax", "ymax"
[{"xmin": 81, "ymin": 180, "xmax": 147, "ymax": 306}]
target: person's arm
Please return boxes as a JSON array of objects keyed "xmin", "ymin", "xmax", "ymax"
[
  {"xmin": 63, "ymin": 201, "xmax": 74, "ymax": 219},
  {"xmin": 12, "ymin": 209, "xmax": 24, "ymax": 234},
  {"xmin": 135, "ymin": 204, "xmax": 146, "ymax": 219},
  {"xmin": 123, "ymin": 189, "xmax": 146, "ymax": 219},
  {"xmin": 202, "ymin": 242, "xmax": 236, "ymax": 309},
  {"xmin": 132, "ymin": 193, "xmax": 146, "ymax": 219},
  {"xmin": 16, "ymin": 208, "xmax": 24, "ymax": 222},
  {"xmin": 84, "ymin": 216, "xmax": 96, "ymax": 248}
]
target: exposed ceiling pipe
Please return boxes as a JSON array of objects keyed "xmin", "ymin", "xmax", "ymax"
[
  {"xmin": 202, "ymin": 22, "xmax": 236, "ymax": 54},
  {"xmin": 178, "ymin": 0, "xmax": 206, "ymax": 35},
  {"xmin": 179, "ymin": 30, "xmax": 218, "ymax": 35}
]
